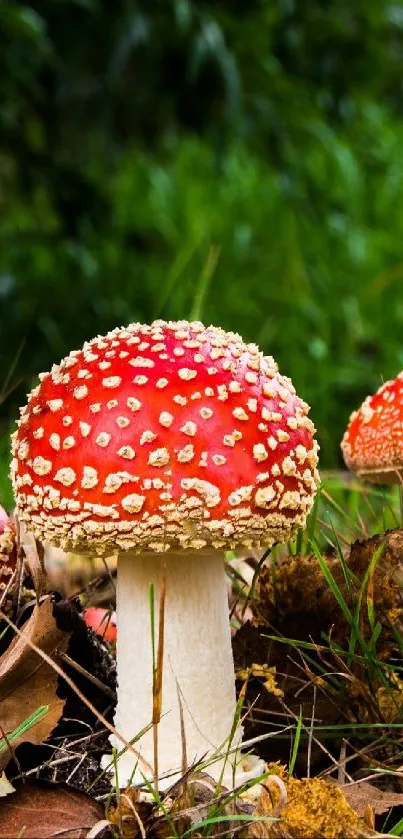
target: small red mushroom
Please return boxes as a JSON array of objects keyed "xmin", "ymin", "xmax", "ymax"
[
  {"xmin": 0, "ymin": 505, "xmax": 17, "ymax": 615},
  {"xmin": 341, "ymin": 372, "xmax": 403, "ymax": 483},
  {"xmin": 83, "ymin": 606, "xmax": 117, "ymax": 643},
  {"xmin": 11, "ymin": 319, "xmax": 319, "ymax": 788}
]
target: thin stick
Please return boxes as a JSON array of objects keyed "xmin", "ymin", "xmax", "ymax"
[
  {"xmin": 101, "ymin": 555, "xmax": 116, "ymax": 593},
  {"xmin": 306, "ymin": 684, "xmax": 316, "ymax": 779},
  {"xmin": 0, "ymin": 719, "xmax": 23, "ymax": 778},
  {"xmin": 338, "ymin": 739, "xmax": 347, "ymax": 784},
  {"xmin": 120, "ymin": 793, "xmax": 147, "ymax": 839},
  {"xmin": 60, "ymin": 652, "xmax": 116, "ymax": 699}
]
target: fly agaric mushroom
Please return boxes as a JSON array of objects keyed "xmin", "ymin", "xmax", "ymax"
[
  {"xmin": 341, "ymin": 372, "xmax": 403, "ymax": 483},
  {"xmin": 11, "ymin": 320, "xmax": 319, "ymax": 788},
  {"xmin": 0, "ymin": 505, "xmax": 17, "ymax": 616}
]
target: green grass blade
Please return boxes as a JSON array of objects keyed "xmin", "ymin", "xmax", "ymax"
[
  {"xmin": 0, "ymin": 705, "xmax": 50, "ymax": 753},
  {"xmin": 388, "ymin": 815, "xmax": 403, "ymax": 836},
  {"xmin": 289, "ymin": 706, "xmax": 303, "ymax": 774}
]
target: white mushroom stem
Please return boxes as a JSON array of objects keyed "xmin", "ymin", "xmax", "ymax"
[{"xmin": 106, "ymin": 551, "xmax": 244, "ymax": 789}]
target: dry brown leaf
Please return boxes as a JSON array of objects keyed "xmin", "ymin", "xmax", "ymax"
[
  {"xmin": 0, "ymin": 597, "xmax": 70, "ymax": 769},
  {"xmin": 340, "ymin": 780, "xmax": 403, "ymax": 817},
  {"xmin": 0, "ymin": 781, "xmax": 104, "ymax": 838}
]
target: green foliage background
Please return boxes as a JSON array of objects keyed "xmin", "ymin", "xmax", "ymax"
[{"xmin": 2, "ymin": 0, "xmax": 403, "ymax": 504}]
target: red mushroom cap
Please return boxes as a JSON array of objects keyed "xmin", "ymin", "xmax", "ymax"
[
  {"xmin": 0, "ymin": 505, "xmax": 17, "ymax": 612},
  {"xmin": 84, "ymin": 607, "xmax": 117, "ymax": 643},
  {"xmin": 11, "ymin": 321, "xmax": 319, "ymax": 554},
  {"xmin": 341, "ymin": 372, "xmax": 403, "ymax": 483}
]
